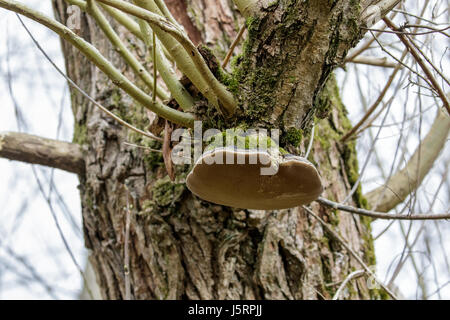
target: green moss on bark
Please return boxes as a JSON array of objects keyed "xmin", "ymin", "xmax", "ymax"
[
  {"xmin": 73, "ymin": 122, "xmax": 88, "ymax": 145},
  {"xmin": 283, "ymin": 127, "xmax": 303, "ymax": 147},
  {"xmin": 314, "ymin": 74, "xmax": 381, "ymax": 299},
  {"xmin": 152, "ymin": 176, "xmax": 186, "ymax": 207}
]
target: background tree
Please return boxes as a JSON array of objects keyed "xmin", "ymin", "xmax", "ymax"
[{"xmin": 0, "ymin": 0, "xmax": 448, "ymax": 299}]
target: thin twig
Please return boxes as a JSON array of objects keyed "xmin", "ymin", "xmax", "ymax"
[
  {"xmin": 317, "ymin": 197, "xmax": 450, "ymax": 220},
  {"xmin": 152, "ymin": 30, "xmax": 157, "ymax": 103},
  {"xmin": 0, "ymin": 0, "xmax": 194, "ymax": 127},
  {"xmin": 346, "ymin": 56, "xmax": 398, "ymax": 68},
  {"xmin": 361, "ymin": 25, "xmax": 450, "ymax": 36},
  {"xmin": 124, "ymin": 192, "xmax": 132, "ymax": 300},
  {"xmin": 345, "ymin": 24, "xmax": 388, "ymax": 62},
  {"xmin": 31, "ymin": 165, "xmax": 94, "ymax": 299},
  {"xmin": 407, "ymin": 33, "xmax": 450, "ymax": 87},
  {"xmin": 137, "ymin": 18, "xmax": 195, "ymax": 111},
  {"xmin": 383, "ymin": 17, "xmax": 450, "ymax": 115},
  {"xmin": 222, "ymin": 24, "xmax": 246, "ymax": 69},
  {"xmin": 391, "ymin": 9, "xmax": 446, "ymax": 26},
  {"xmin": 342, "ymin": 50, "xmax": 406, "ymax": 142},
  {"xmin": 123, "ymin": 142, "xmax": 162, "ymax": 153}
]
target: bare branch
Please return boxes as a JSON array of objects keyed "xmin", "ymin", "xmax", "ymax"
[
  {"xmin": 345, "ymin": 55, "xmax": 398, "ymax": 68},
  {"xmin": 360, "ymin": 0, "xmax": 402, "ymax": 26},
  {"xmin": 383, "ymin": 17, "xmax": 450, "ymax": 115},
  {"xmin": 342, "ymin": 51, "xmax": 406, "ymax": 142},
  {"xmin": 365, "ymin": 108, "xmax": 450, "ymax": 212},
  {"xmin": 0, "ymin": 132, "xmax": 85, "ymax": 175},
  {"xmin": 317, "ymin": 197, "xmax": 450, "ymax": 220}
]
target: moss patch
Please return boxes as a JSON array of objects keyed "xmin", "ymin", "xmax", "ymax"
[
  {"xmin": 152, "ymin": 176, "xmax": 186, "ymax": 207},
  {"xmin": 283, "ymin": 127, "xmax": 303, "ymax": 147},
  {"xmin": 205, "ymin": 129, "xmax": 288, "ymax": 155},
  {"xmin": 313, "ymin": 75, "xmax": 382, "ymax": 299},
  {"xmin": 73, "ymin": 122, "xmax": 88, "ymax": 145},
  {"xmin": 142, "ymin": 140, "xmax": 164, "ymax": 171}
]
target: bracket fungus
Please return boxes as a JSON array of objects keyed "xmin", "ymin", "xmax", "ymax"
[{"xmin": 186, "ymin": 133, "xmax": 323, "ymax": 210}]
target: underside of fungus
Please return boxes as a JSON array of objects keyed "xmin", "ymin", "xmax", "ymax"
[{"xmin": 186, "ymin": 147, "xmax": 323, "ymax": 210}]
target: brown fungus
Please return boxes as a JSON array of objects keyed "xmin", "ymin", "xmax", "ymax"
[{"xmin": 186, "ymin": 147, "xmax": 323, "ymax": 210}]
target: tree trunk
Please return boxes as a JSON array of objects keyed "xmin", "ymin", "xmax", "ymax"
[{"xmin": 53, "ymin": 0, "xmax": 384, "ymax": 300}]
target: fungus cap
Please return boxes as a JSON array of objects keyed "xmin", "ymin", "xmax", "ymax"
[{"xmin": 186, "ymin": 147, "xmax": 323, "ymax": 210}]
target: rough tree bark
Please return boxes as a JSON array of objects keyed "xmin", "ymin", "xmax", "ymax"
[{"xmin": 53, "ymin": 0, "xmax": 386, "ymax": 299}]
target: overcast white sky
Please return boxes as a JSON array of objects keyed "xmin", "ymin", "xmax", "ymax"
[{"xmin": 0, "ymin": 1, "xmax": 84, "ymax": 299}]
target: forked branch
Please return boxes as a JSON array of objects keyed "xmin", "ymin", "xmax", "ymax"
[{"xmin": 383, "ymin": 17, "xmax": 450, "ymax": 115}]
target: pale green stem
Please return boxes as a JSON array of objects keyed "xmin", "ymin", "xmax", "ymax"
[
  {"xmin": 153, "ymin": 0, "xmax": 182, "ymax": 29},
  {"xmin": 0, "ymin": 0, "xmax": 195, "ymax": 127},
  {"xmin": 87, "ymin": 0, "xmax": 169, "ymax": 100},
  {"xmin": 65, "ymin": 0, "xmax": 86, "ymax": 9},
  {"xmin": 139, "ymin": 19, "xmax": 195, "ymax": 111},
  {"xmin": 152, "ymin": 30, "xmax": 157, "ymax": 103},
  {"xmin": 64, "ymin": 0, "xmax": 173, "ymax": 60},
  {"xmin": 100, "ymin": 3, "xmax": 142, "ymax": 38},
  {"xmin": 98, "ymin": 0, "xmax": 237, "ymax": 115},
  {"xmin": 101, "ymin": 3, "xmax": 174, "ymax": 61},
  {"xmin": 65, "ymin": 0, "xmax": 141, "ymax": 39},
  {"xmin": 232, "ymin": 0, "xmax": 257, "ymax": 18}
]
